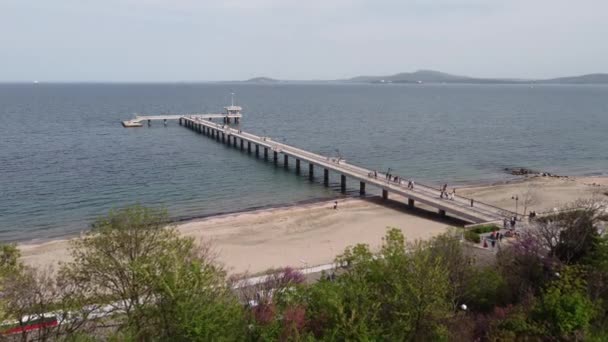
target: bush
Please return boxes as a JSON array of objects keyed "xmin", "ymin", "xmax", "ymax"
[
  {"xmin": 465, "ymin": 230, "xmax": 481, "ymax": 243},
  {"xmin": 472, "ymin": 225, "xmax": 497, "ymax": 235}
]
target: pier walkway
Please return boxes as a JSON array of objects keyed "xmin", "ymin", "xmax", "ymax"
[
  {"xmin": 122, "ymin": 114, "xmax": 242, "ymax": 127},
  {"xmin": 180, "ymin": 116, "xmax": 515, "ymax": 224}
]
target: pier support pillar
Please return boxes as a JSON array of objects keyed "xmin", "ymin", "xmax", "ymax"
[
  {"xmin": 438, "ymin": 209, "xmax": 446, "ymax": 217},
  {"xmin": 164, "ymin": 119, "xmax": 167, "ymax": 126},
  {"xmin": 248, "ymin": 141, "xmax": 251, "ymax": 153},
  {"xmin": 221, "ymin": 132, "xmax": 225, "ymax": 143},
  {"xmin": 341, "ymin": 175, "xmax": 346, "ymax": 193},
  {"xmin": 359, "ymin": 181, "xmax": 366, "ymax": 195},
  {"xmin": 284, "ymin": 154, "xmax": 288, "ymax": 168},
  {"xmin": 408, "ymin": 199, "xmax": 415, "ymax": 208},
  {"xmin": 295, "ymin": 159, "xmax": 300, "ymax": 174},
  {"xmin": 264, "ymin": 148, "xmax": 268, "ymax": 160},
  {"xmin": 324, "ymin": 169, "xmax": 329, "ymax": 186},
  {"xmin": 273, "ymin": 151, "xmax": 278, "ymax": 164},
  {"xmin": 233, "ymin": 136, "xmax": 237, "ymax": 148},
  {"xmin": 179, "ymin": 118, "xmax": 182, "ymax": 125},
  {"xmin": 382, "ymin": 189, "xmax": 389, "ymax": 200},
  {"xmin": 148, "ymin": 120, "xmax": 151, "ymax": 126},
  {"xmin": 309, "ymin": 164, "xmax": 314, "ymax": 180},
  {"xmin": 240, "ymin": 139, "xmax": 244, "ymax": 150}
]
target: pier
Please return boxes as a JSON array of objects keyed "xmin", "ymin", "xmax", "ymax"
[
  {"xmin": 175, "ymin": 116, "xmax": 515, "ymax": 224},
  {"xmin": 121, "ymin": 113, "xmax": 242, "ymax": 127}
]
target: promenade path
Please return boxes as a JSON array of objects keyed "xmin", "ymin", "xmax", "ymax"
[{"xmin": 182, "ymin": 116, "xmax": 515, "ymax": 224}]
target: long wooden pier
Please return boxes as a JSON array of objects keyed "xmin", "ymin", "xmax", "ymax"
[{"xmin": 178, "ymin": 116, "xmax": 515, "ymax": 224}]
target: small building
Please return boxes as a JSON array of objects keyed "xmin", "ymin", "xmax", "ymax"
[{"xmin": 224, "ymin": 105, "xmax": 242, "ymax": 115}]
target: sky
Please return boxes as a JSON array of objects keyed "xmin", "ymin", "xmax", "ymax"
[{"xmin": 1, "ymin": 0, "xmax": 607, "ymax": 82}]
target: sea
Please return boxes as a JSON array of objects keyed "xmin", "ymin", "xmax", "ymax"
[{"xmin": 1, "ymin": 83, "xmax": 607, "ymax": 242}]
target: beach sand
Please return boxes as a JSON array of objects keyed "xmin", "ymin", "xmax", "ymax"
[{"xmin": 18, "ymin": 175, "xmax": 608, "ymax": 274}]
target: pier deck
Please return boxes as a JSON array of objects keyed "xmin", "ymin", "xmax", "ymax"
[
  {"xmin": 180, "ymin": 116, "xmax": 515, "ymax": 224},
  {"xmin": 121, "ymin": 114, "xmax": 242, "ymax": 127}
]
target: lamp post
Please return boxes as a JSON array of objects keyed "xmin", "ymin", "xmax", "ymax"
[{"xmin": 512, "ymin": 195, "xmax": 519, "ymax": 218}]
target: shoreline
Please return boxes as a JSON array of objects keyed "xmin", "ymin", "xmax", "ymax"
[
  {"xmin": 17, "ymin": 175, "xmax": 608, "ymax": 274},
  {"xmin": 13, "ymin": 172, "xmax": 594, "ymax": 246}
]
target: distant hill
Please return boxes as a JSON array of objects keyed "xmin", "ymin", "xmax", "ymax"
[
  {"xmin": 238, "ymin": 72, "xmax": 608, "ymax": 85},
  {"xmin": 540, "ymin": 73, "xmax": 608, "ymax": 84},
  {"xmin": 245, "ymin": 77, "xmax": 280, "ymax": 83},
  {"xmin": 346, "ymin": 70, "xmax": 608, "ymax": 84},
  {"xmin": 347, "ymin": 70, "xmax": 524, "ymax": 84}
]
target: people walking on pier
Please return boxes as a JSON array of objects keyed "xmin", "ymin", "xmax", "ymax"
[
  {"xmin": 374, "ymin": 170, "xmax": 377, "ymax": 178},
  {"xmin": 470, "ymin": 198, "xmax": 474, "ymax": 207},
  {"xmin": 333, "ymin": 201, "xmax": 338, "ymax": 210}
]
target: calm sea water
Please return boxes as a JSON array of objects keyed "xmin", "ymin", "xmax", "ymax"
[{"xmin": 1, "ymin": 83, "xmax": 607, "ymax": 242}]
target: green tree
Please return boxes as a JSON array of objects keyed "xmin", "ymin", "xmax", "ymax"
[
  {"xmin": 426, "ymin": 230, "xmax": 475, "ymax": 310},
  {"xmin": 303, "ymin": 228, "xmax": 451, "ymax": 341},
  {"xmin": 0, "ymin": 243, "xmax": 21, "ymax": 321},
  {"xmin": 149, "ymin": 244, "xmax": 246, "ymax": 341},
  {"xmin": 531, "ymin": 267, "xmax": 596, "ymax": 339},
  {"xmin": 60, "ymin": 205, "xmax": 244, "ymax": 340},
  {"xmin": 462, "ymin": 267, "xmax": 509, "ymax": 313}
]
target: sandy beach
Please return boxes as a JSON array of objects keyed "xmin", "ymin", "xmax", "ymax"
[{"xmin": 18, "ymin": 175, "xmax": 608, "ymax": 274}]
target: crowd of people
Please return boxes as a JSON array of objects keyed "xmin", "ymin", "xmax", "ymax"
[
  {"xmin": 439, "ymin": 183, "xmax": 456, "ymax": 200},
  {"xmin": 366, "ymin": 170, "xmax": 417, "ymax": 190}
]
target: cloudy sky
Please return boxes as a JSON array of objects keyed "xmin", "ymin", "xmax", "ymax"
[{"xmin": 1, "ymin": 0, "xmax": 606, "ymax": 81}]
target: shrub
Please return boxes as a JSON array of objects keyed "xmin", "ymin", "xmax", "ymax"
[
  {"xmin": 465, "ymin": 230, "xmax": 481, "ymax": 243},
  {"xmin": 472, "ymin": 225, "xmax": 498, "ymax": 235}
]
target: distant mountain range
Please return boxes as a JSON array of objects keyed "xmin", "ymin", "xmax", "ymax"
[{"xmin": 244, "ymin": 70, "xmax": 608, "ymax": 84}]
